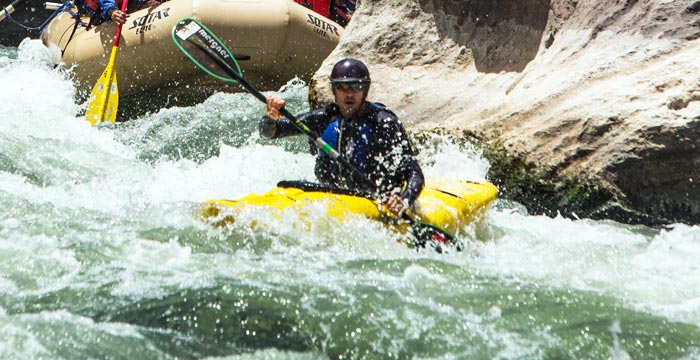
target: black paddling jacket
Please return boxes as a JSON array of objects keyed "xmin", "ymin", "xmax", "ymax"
[{"xmin": 259, "ymin": 101, "xmax": 425, "ymax": 207}]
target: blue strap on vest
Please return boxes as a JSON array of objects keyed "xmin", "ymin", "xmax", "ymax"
[
  {"xmin": 321, "ymin": 117, "xmax": 340, "ymax": 151},
  {"xmin": 321, "ymin": 116, "xmax": 370, "ymax": 174}
]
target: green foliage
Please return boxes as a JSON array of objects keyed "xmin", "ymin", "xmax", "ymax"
[{"xmin": 412, "ymin": 128, "xmax": 615, "ymax": 221}]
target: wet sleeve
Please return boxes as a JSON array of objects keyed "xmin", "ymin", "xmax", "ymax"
[
  {"xmin": 400, "ymin": 157, "xmax": 424, "ymax": 207},
  {"xmin": 387, "ymin": 117, "xmax": 425, "ymax": 207},
  {"xmin": 100, "ymin": 0, "xmax": 119, "ymax": 18},
  {"xmin": 258, "ymin": 114, "xmax": 308, "ymax": 139}
]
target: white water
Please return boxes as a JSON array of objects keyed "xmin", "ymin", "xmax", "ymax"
[{"xmin": 0, "ymin": 40, "xmax": 699, "ymax": 359}]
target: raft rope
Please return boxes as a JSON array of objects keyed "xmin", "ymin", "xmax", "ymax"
[
  {"xmin": 2, "ymin": 0, "xmax": 92, "ymax": 56},
  {"xmin": 1, "ymin": 1, "xmax": 78, "ymax": 34}
]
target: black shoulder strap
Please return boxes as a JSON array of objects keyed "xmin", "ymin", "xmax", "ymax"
[
  {"xmin": 61, "ymin": 3, "xmax": 102, "ymax": 55},
  {"xmin": 73, "ymin": 0, "xmax": 86, "ymax": 10},
  {"xmin": 61, "ymin": 15, "xmax": 82, "ymax": 56},
  {"xmin": 73, "ymin": 0, "xmax": 104, "ymax": 29}
]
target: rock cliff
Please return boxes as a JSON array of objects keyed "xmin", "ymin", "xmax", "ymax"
[{"xmin": 311, "ymin": 0, "xmax": 700, "ymax": 225}]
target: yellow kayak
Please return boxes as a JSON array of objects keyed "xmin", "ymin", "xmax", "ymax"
[{"xmin": 201, "ymin": 179, "xmax": 498, "ymax": 237}]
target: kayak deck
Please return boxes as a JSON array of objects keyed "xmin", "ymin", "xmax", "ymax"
[{"xmin": 201, "ymin": 179, "xmax": 498, "ymax": 236}]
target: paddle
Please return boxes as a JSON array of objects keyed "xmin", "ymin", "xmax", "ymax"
[
  {"xmin": 0, "ymin": 0, "xmax": 23, "ymax": 22},
  {"xmin": 84, "ymin": 0, "xmax": 129, "ymax": 125},
  {"xmin": 171, "ymin": 17, "xmax": 459, "ymax": 252}
]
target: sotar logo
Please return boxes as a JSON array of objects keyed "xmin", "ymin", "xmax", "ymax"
[
  {"xmin": 197, "ymin": 29, "xmax": 230, "ymax": 59},
  {"xmin": 306, "ymin": 14, "xmax": 339, "ymax": 38},
  {"xmin": 128, "ymin": 7, "xmax": 171, "ymax": 33}
]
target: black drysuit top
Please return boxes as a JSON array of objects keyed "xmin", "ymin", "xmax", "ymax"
[{"xmin": 259, "ymin": 101, "xmax": 424, "ymax": 206}]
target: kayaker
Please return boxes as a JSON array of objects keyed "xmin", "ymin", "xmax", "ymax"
[{"xmin": 260, "ymin": 58, "xmax": 424, "ymax": 216}]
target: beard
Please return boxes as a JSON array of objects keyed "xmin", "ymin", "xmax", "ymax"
[{"xmin": 343, "ymin": 106, "xmax": 357, "ymax": 116}]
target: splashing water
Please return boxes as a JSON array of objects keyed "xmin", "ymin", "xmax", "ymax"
[{"xmin": 0, "ymin": 41, "xmax": 699, "ymax": 359}]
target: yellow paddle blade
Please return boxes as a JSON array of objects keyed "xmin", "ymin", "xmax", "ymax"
[{"xmin": 85, "ymin": 46, "xmax": 120, "ymax": 126}]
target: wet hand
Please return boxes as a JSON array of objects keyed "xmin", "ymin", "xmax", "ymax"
[
  {"xmin": 385, "ymin": 194, "xmax": 408, "ymax": 216},
  {"xmin": 265, "ymin": 96, "xmax": 285, "ymax": 120},
  {"xmin": 111, "ymin": 10, "xmax": 129, "ymax": 25}
]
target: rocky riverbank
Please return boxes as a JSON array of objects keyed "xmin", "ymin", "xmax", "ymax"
[{"xmin": 311, "ymin": 0, "xmax": 700, "ymax": 226}]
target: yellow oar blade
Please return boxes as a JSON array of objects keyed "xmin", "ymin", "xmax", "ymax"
[{"xmin": 85, "ymin": 46, "xmax": 120, "ymax": 126}]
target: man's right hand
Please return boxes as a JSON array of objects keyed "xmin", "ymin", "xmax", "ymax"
[
  {"xmin": 110, "ymin": 9, "xmax": 129, "ymax": 25},
  {"xmin": 385, "ymin": 194, "xmax": 409, "ymax": 216},
  {"xmin": 265, "ymin": 96, "xmax": 285, "ymax": 120}
]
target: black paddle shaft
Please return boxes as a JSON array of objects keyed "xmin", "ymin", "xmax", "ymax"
[{"xmin": 183, "ymin": 29, "xmax": 376, "ymax": 189}]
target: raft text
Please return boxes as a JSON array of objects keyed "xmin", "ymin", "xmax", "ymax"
[{"xmin": 307, "ymin": 14, "xmax": 339, "ymax": 38}]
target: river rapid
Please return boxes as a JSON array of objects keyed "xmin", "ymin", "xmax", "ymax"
[{"xmin": 1, "ymin": 40, "xmax": 699, "ymax": 359}]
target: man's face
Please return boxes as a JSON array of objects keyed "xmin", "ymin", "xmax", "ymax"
[{"xmin": 333, "ymin": 82, "xmax": 367, "ymax": 118}]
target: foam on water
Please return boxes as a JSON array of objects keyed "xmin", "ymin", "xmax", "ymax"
[
  {"xmin": 1, "ymin": 40, "xmax": 699, "ymax": 358},
  {"xmin": 471, "ymin": 210, "xmax": 700, "ymax": 326}
]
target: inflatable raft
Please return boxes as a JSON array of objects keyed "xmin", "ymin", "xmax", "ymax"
[
  {"xmin": 40, "ymin": 0, "xmax": 343, "ymax": 112},
  {"xmin": 201, "ymin": 179, "xmax": 498, "ymax": 239}
]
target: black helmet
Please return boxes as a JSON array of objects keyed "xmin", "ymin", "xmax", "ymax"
[{"xmin": 330, "ymin": 58, "xmax": 371, "ymax": 84}]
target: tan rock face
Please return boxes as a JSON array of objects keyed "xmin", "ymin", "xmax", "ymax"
[{"xmin": 312, "ymin": 0, "xmax": 700, "ymax": 225}]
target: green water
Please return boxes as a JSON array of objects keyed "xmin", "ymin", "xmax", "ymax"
[{"xmin": 0, "ymin": 40, "xmax": 699, "ymax": 360}]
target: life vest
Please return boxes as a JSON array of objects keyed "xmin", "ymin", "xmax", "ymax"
[
  {"xmin": 80, "ymin": 0, "xmax": 129, "ymax": 19},
  {"xmin": 82, "ymin": 0, "xmax": 100, "ymax": 12},
  {"xmin": 293, "ymin": 0, "xmax": 330, "ymax": 18},
  {"xmin": 332, "ymin": 0, "xmax": 355, "ymax": 23},
  {"xmin": 321, "ymin": 116, "xmax": 370, "ymax": 174}
]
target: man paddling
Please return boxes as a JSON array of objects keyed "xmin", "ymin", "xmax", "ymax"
[
  {"xmin": 260, "ymin": 58, "xmax": 424, "ymax": 215},
  {"xmin": 82, "ymin": 0, "xmax": 163, "ymax": 25}
]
